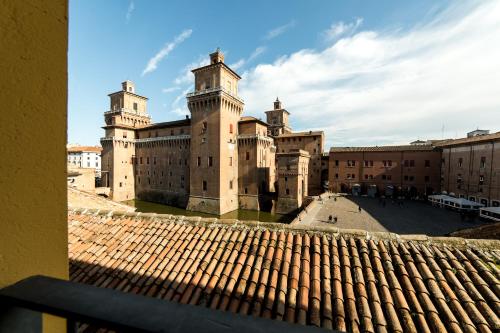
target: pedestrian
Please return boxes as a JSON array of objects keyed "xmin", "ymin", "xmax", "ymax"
[
  {"xmin": 358, "ymin": 205, "xmax": 362, "ymax": 213},
  {"xmin": 328, "ymin": 215, "xmax": 333, "ymax": 222}
]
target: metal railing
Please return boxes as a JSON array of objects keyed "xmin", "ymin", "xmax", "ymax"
[
  {"xmin": 0, "ymin": 275, "xmax": 333, "ymax": 333},
  {"xmin": 186, "ymin": 86, "xmax": 244, "ymax": 103}
]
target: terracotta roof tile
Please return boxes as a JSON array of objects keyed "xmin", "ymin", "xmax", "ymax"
[{"xmin": 68, "ymin": 210, "xmax": 500, "ymax": 333}]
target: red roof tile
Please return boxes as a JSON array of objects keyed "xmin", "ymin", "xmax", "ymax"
[{"xmin": 68, "ymin": 209, "xmax": 500, "ymax": 332}]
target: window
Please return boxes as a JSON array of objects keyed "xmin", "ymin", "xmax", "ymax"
[
  {"xmin": 171, "ymin": 130, "xmax": 174, "ymax": 136},
  {"xmin": 245, "ymin": 187, "xmax": 248, "ymax": 194},
  {"xmin": 425, "ymin": 160, "xmax": 430, "ymax": 167},
  {"xmin": 246, "ymin": 151, "xmax": 250, "ymax": 160},
  {"xmin": 382, "ymin": 175, "xmax": 386, "ymax": 180},
  {"xmin": 457, "ymin": 174, "xmax": 462, "ymax": 183},
  {"xmin": 286, "ymin": 189, "xmax": 290, "ymax": 195},
  {"xmin": 479, "ymin": 175, "xmax": 484, "ymax": 185},
  {"xmin": 409, "ymin": 176, "xmax": 414, "ymax": 181},
  {"xmin": 202, "ymin": 121, "xmax": 207, "ymax": 133},
  {"xmin": 229, "ymin": 180, "xmax": 233, "ymax": 190},
  {"xmin": 202, "ymin": 181, "xmax": 207, "ymax": 191},
  {"xmin": 458, "ymin": 158, "xmax": 463, "ymax": 167},
  {"xmin": 229, "ymin": 157, "xmax": 232, "ymax": 166},
  {"xmin": 95, "ymin": 162, "xmax": 98, "ymax": 167},
  {"xmin": 404, "ymin": 160, "xmax": 409, "ymax": 167},
  {"xmin": 153, "ymin": 157, "xmax": 156, "ymax": 165},
  {"xmin": 335, "ymin": 160, "xmax": 339, "ymax": 167},
  {"xmin": 123, "ymin": 132, "xmax": 127, "ymax": 138},
  {"xmin": 425, "ymin": 176, "xmax": 430, "ymax": 182},
  {"xmin": 335, "ymin": 173, "xmax": 338, "ymax": 179},
  {"xmin": 387, "ymin": 175, "xmax": 392, "ymax": 180},
  {"xmin": 285, "ymin": 177, "xmax": 288, "ymax": 182},
  {"xmin": 146, "ymin": 157, "xmax": 149, "ymax": 165},
  {"xmin": 87, "ymin": 162, "xmax": 90, "ymax": 167},
  {"xmin": 404, "ymin": 175, "xmax": 409, "ymax": 181},
  {"xmin": 140, "ymin": 157, "xmax": 143, "ymax": 164},
  {"xmin": 347, "ymin": 160, "xmax": 356, "ymax": 167},
  {"xmin": 208, "ymin": 156, "xmax": 213, "ymax": 167},
  {"xmin": 480, "ymin": 157, "xmax": 486, "ymax": 169},
  {"xmin": 229, "ymin": 123, "xmax": 233, "ymax": 134},
  {"xmin": 197, "ymin": 157, "xmax": 201, "ymax": 166},
  {"xmin": 119, "ymin": 182, "xmax": 122, "ymax": 187},
  {"xmin": 364, "ymin": 160, "xmax": 374, "ymax": 167},
  {"xmin": 364, "ymin": 174, "xmax": 368, "ymax": 180},
  {"xmin": 409, "ymin": 160, "xmax": 415, "ymax": 167},
  {"xmin": 133, "ymin": 102, "xmax": 138, "ymax": 111}
]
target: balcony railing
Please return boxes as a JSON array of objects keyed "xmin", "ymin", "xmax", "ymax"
[
  {"xmin": 186, "ymin": 86, "xmax": 244, "ymax": 103},
  {"xmin": 0, "ymin": 275, "xmax": 331, "ymax": 333},
  {"xmin": 104, "ymin": 108, "xmax": 151, "ymax": 118}
]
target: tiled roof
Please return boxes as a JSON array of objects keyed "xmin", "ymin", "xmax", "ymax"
[
  {"xmin": 329, "ymin": 145, "xmax": 438, "ymax": 153},
  {"xmin": 278, "ymin": 131, "xmax": 324, "ymax": 138},
  {"xmin": 434, "ymin": 132, "xmax": 500, "ymax": 147},
  {"xmin": 239, "ymin": 116, "xmax": 269, "ymax": 126},
  {"xmin": 67, "ymin": 146, "xmax": 102, "ymax": 153},
  {"xmin": 68, "ymin": 209, "xmax": 500, "ymax": 333},
  {"xmin": 138, "ymin": 118, "xmax": 191, "ymax": 130}
]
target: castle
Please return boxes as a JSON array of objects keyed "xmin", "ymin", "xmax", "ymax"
[{"xmin": 101, "ymin": 49, "xmax": 325, "ymax": 215}]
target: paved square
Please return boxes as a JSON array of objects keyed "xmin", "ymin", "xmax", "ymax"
[{"xmin": 298, "ymin": 195, "xmax": 489, "ymax": 236}]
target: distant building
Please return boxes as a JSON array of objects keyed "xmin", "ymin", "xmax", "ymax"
[
  {"xmin": 101, "ymin": 50, "xmax": 324, "ymax": 214},
  {"xmin": 467, "ymin": 129, "xmax": 490, "ymax": 138},
  {"xmin": 437, "ymin": 131, "xmax": 500, "ymax": 206},
  {"xmin": 67, "ymin": 145, "xmax": 102, "ymax": 177},
  {"xmin": 329, "ymin": 130, "xmax": 500, "ymax": 205},
  {"xmin": 329, "ymin": 145, "xmax": 441, "ymax": 197}
]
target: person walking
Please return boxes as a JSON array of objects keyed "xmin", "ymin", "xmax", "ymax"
[{"xmin": 358, "ymin": 205, "xmax": 362, "ymax": 213}]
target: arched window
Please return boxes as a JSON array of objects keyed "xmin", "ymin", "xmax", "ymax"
[{"xmin": 229, "ymin": 123, "xmax": 233, "ymax": 134}]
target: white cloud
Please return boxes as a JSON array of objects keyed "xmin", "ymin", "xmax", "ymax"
[
  {"xmin": 171, "ymin": 86, "xmax": 193, "ymax": 108},
  {"xmin": 239, "ymin": 1, "xmax": 500, "ymax": 147},
  {"xmin": 142, "ymin": 29, "xmax": 193, "ymax": 76},
  {"xmin": 162, "ymin": 87, "xmax": 181, "ymax": 93},
  {"xmin": 173, "ymin": 55, "xmax": 209, "ymax": 85},
  {"xmin": 264, "ymin": 20, "xmax": 296, "ymax": 40},
  {"xmin": 247, "ymin": 46, "xmax": 266, "ymax": 62},
  {"xmin": 228, "ymin": 46, "xmax": 266, "ymax": 71},
  {"xmin": 229, "ymin": 58, "xmax": 246, "ymax": 71},
  {"xmin": 323, "ymin": 17, "xmax": 363, "ymax": 41},
  {"xmin": 126, "ymin": 1, "xmax": 135, "ymax": 23}
]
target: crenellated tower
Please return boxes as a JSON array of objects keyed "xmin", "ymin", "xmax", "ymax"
[
  {"xmin": 186, "ymin": 49, "xmax": 244, "ymax": 214},
  {"xmin": 100, "ymin": 81, "xmax": 151, "ymax": 201}
]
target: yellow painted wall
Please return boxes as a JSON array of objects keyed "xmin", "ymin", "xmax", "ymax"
[{"xmin": 0, "ymin": 0, "xmax": 68, "ymax": 331}]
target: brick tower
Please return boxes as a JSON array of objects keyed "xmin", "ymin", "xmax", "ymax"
[
  {"xmin": 101, "ymin": 81, "xmax": 151, "ymax": 201},
  {"xmin": 186, "ymin": 49, "xmax": 244, "ymax": 215}
]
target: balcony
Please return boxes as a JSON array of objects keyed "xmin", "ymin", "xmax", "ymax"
[
  {"xmin": 0, "ymin": 276, "xmax": 329, "ymax": 333},
  {"xmin": 104, "ymin": 108, "xmax": 151, "ymax": 118},
  {"xmin": 186, "ymin": 86, "xmax": 244, "ymax": 104}
]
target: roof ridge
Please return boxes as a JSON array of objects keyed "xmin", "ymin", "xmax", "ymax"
[{"xmin": 68, "ymin": 208, "xmax": 500, "ymax": 249}]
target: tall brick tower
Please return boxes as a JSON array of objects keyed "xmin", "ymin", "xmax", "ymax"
[
  {"xmin": 101, "ymin": 81, "xmax": 151, "ymax": 201},
  {"xmin": 186, "ymin": 49, "xmax": 243, "ymax": 215}
]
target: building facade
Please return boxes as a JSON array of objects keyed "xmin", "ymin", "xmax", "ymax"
[
  {"xmin": 329, "ymin": 145, "xmax": 442, "ymax": 197},
  {"xmin": 438, "ymin": 131, "xmax": 500, "ymax": 206},
  {"xmin": 329, "ymin": 130, "xmax": 500, "ymax": 205},
  {"xmin": 67, "ymin": 145, "xmax": 102, "ymax": 177},
  {"xmin": 101, "ymin": 50, "xmax": 324, "ymax": 215}
]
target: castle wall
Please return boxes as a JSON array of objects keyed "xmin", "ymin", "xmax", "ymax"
[{"xmin": 134, "ymin": 135, "xmax": 191, "ymax": 207}]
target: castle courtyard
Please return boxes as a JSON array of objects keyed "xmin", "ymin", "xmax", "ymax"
[{"xmin": 297, "ymin": 195, "xmax": 489, "ymax": 236}]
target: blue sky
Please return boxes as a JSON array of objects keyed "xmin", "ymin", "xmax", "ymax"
[{"xmin": 69, "ymin": 0, "xmax": 500, "ymax": 147}]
